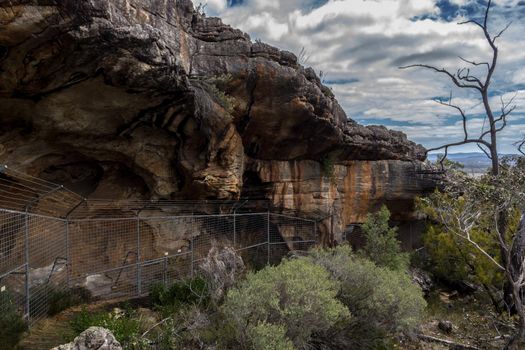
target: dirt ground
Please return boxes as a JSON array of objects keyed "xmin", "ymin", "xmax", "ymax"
[{"xmin": 396, "ymin": 290, "xmax": 516, "ymax": 349}]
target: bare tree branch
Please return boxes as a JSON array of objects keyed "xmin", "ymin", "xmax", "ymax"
[
  {"xmin": 399, "ymin": 0, "xmax": 514, "ymax": 175},
  {"xmin": 458, "ymin": 19, "xmax": 484, "ymax": 30},
  {"xmin": 433, "ymin": 97, "xmax": 469, "ymax": 139},
  {"xmin": 399, "ymin": 64, "xmax": 483, "ymax": 91},
  {"xmin": 435, "ymin": 201, "xmax": 506, "ymax": 271},
  {"xmin": 477, "ymin": 143, "xmax": 493, "ymax": 160},
  {"xmin": 458, "ymin": 56, "xmax": 490, "ymax": 70},
  {"xmin": 426, "ymin": 139, "xmax": 492, "ymax": 155},
  {"xmin": 494, "ymin": 22, "xmax": 512, "ymax": 42}
]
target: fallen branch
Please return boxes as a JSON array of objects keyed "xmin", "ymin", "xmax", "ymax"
[
  {"xmin": 141, "ymin": 317, "xmax": 172, "ymax": 338},
  {"xmin": 417, "ymin": 333, "xmax": 480, "ymax": 350}
]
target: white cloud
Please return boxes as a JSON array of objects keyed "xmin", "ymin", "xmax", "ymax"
[{"xmin": 512, "ymin": 67, "xmax": 525, "ymax": 84}]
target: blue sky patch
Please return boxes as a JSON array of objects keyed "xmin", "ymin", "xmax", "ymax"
[
  {"xmin": 325, "ymin": 78, "xmax": 360, "ymax": 85},
  {"xmin": 227, "ymin": 0, "xmax": 244, "ymax": 7}
]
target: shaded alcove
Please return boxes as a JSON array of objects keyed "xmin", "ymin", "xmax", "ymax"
[{"xmin": 241, "ymin": 170, "xmax": 272, "ymax": 199}]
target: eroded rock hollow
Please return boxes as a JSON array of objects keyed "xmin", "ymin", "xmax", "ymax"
[{"xmin": 0, "ymin": 0, "xmax": 436, "ymax": 244}]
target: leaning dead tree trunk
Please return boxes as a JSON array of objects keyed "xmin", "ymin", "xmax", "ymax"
[
  {"xmin": 510, "ymin": 215, "xmax": 525, "ymax": 288},
  {"xmin": 505, "ymin": 213, "xmax": 525, "ymax": 349}
]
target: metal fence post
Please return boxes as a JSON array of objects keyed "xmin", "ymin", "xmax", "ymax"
[
  {"xmin": 65, "ymin": 219, "xmax": 70, "ymax": 288},
  {"xmin": 267, "ymin": 211, "xmax": 270, "ymax": 264},
  {"xmin": 24, "ymin": 210, "xmax": 30, "ymax": 323},
  {"xmin": 314, "ymin": 220, "xmax": 317, "ymax": 244},
  {"xmin": 233, "ymin": 211, "xmax": 237, "ymax": 248},
  {"xmin": 163, "ymin": 252, "xmax": 168, "ymax": 286},
  {"xmin": 136, "ymin": 216, "xmax": 141, "ymax": 296},
  {"xmin": 190, "ymin": 232, "xmax": 194, "ymax": 278},
  {"xmin": 232, "ymin": 201, "xmax": 248, "ymax": 248}
]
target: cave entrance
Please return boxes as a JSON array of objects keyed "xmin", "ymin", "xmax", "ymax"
[{"xmin": 241, "ymin": 170, "xmax": 271, "ymax": 199}]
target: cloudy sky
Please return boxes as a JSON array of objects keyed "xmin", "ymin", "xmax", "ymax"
[{"xmin": 192, "ymin": 0, "xmax": 525, "ymax": 154}]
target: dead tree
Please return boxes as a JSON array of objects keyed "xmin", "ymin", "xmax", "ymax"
[{"xmin": 400, "ymin": 0, "xmax": 516, "ymax": 176}]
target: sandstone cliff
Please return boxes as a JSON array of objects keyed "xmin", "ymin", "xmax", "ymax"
[{"xmin": 0, "ymin": 0, "xmax": 435, "ymax": 243}]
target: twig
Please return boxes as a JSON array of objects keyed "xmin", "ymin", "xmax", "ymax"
[
  {"xmin": 141, "ymin": 317, "xmax": 172, "ymax": 338},
  {"xmin": 417, "ymin": 334, "xmax": 480, "ymax": 350}
]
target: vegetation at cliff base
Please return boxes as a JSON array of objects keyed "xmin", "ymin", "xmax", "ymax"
[
  {"xmin": 0, "ymin": 292, "xmax": 27, "ymax": 349},
  {"xmin": 360, "ymin": 205, "xmax": 410, "ymax": 271},
  {"xmin": 22, "ymin": 236, "xmax": 426, "ymax": 350},
  {"xmin": 222, "ymin": 258, "xmax": 350, "ymax": 349},
  {"xmin": 308, "ymin": 245, "xmax": 426, "ymax": 348}
]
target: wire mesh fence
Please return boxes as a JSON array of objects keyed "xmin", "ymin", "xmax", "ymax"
[{"xmin": 0, "ymin": 165, "xmax": 319, "ymax": 327}]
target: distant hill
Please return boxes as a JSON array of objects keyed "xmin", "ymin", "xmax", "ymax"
[{"xmin": 427, "ymin": 152, "xmax": 516, "ymax": 174}]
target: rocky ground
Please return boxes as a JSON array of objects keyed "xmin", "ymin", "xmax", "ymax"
[{"xmin": 397, "ymin": 290, "xmax": 513, "ymax": 350}]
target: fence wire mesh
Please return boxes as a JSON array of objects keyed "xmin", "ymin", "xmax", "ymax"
[{"xmin": 0, "ymin": 165, "xmax": 319, "ymax": 328}]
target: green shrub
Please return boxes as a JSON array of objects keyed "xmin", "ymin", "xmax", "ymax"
[
  {"xmin": 150, "ymin": 277, "xmax": 209, "ymax": 311},
  {"xmin": 419, "ymin": 194, "xmax": 505, "ymax": 289},
  {"xmin": 202, "ymin": 74, "xmax": 236, "ymax": 114},
  {"xmin": 0, "ymin": 291, "xmax": 27, "ymax": 349},
  {"xmin": 308, "ymin": 245, "xmax": 426, "ymax": 348},
  {"xmin": 321, "ymin": 154, "xmax": 336, "ymax": 182},
  {"xmin": 222, "ymin": 258, "xmax": 350, "ymax": 349},
  {"xmin": 153, "ymin": 317, "xmax": 177, "ymax": 349},
  {"xmin": 47, "ymin": 286, "xmax": 91, "ymax": 316},
  {"xmin": 70, "ymin": 307, "xmax": 143, "ymax": 347},
  {"xmin": 28, "ymin": 285, "xmax": 91, "ymax": 317},
  {"xmin": 360, "ymin": 205, "xmax": 409, "ymax": 271},
  {"xmin": 248, "ymin": 322, "xmax": 295, "ymax": 350}
]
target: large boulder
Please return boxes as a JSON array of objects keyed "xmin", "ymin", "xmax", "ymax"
[{"xmin": 51, "ymin": 327, "xmax": 122, "ymax": 350}]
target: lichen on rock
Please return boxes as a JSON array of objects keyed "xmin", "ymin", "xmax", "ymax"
[{"xmin": 51, "ymin": 327, "xmax": 121, "ymax": 350}]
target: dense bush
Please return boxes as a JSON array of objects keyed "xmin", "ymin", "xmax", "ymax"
[
  {"xmin": 309, "ymin": 245, "xmax": 426, "ymax": 348},
  {"xmin": 248, "ymin": 322, "xmax": 295, "ymax": 350},
  {"xmin": 0, "ymin": 291, "xmax": 27, "ymax": 349},
  {"xmin": 360, "ymin": 205, "xmax": 409, "ymax": 271},
  {"xmin": 419, "ymin": 194, "xmax": 507, "ymax": 289},
  {"xmin": 150, "ymin": 276, "xmax": 209, "ymax": 311},
  {"xmin": 222, "ymin": 258, "xmax": 350, "ymax": 349},
  {"xmin": 47, "ymin": 286, "xmax": 91, "ymax": 316},
  {"xmin": 28, "ymin": 284, "xmax": 91, "ymax": 318}
]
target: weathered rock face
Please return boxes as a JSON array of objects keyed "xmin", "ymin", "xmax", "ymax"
[
  {"xmin": 52, "ymin": 326, "xmax": 122, "ymax": 350},
  {"xmin": 247, "ymin": 159, "xmax": 435, "ymax": 244},
  {"xmin": 0, "ymin": 0, "xmax": 435, "ymax": 242}
]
